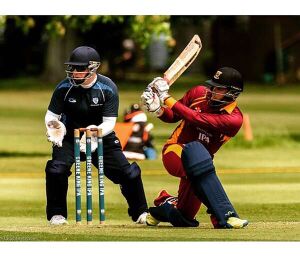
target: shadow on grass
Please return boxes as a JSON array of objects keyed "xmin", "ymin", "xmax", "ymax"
[{"xmin": 0, "ymin": 151, "xmax": 49, "ymax": 158}]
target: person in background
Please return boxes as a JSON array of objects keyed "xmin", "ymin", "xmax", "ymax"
[{"xmin": 123, "ymin": 103, "xmax": 157, "ymax": 160}]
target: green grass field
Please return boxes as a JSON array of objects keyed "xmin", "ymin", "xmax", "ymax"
[{"xmin": 0, "ymin": 78, "xmax": 299, "ymax": 241}]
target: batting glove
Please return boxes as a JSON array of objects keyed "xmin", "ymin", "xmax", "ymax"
[
  {"xmin": 148, "ymin": 77, "xmax": 170, "ymax": 103},
  {"xmin": 46, "ymin": 120, "xmax": 66, "ymax": 147},
  {"xmin": 80, "ymin": 125, "xmax": 98, "ymax": 153},
  {"xmin": 141, "ymin": 89, "xmax": 162, "ymax": 115}
]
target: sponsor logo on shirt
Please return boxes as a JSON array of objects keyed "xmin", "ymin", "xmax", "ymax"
[
  {"xmin": 197, "ymin": 128, "xmax": 211, "ymax": 144},
  {"xmin": 68, "ymin": 98, "xmax": 76, "ymax": 103},
  {"xmin": 198, "ymin": 133, "xmax": 210, "ymax": 143}
]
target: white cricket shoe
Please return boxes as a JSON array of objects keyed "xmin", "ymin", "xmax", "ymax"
[
  {"xmin": 225, "ymin": 217, "xmax": 248, "ymax": 229},
  {"xmin": 135, "ymin": 212, "xmax": 148, "ymax": 224},
  {"xmin": 49, "ymin": 215, "xmax": 68, "ymax": 225}
]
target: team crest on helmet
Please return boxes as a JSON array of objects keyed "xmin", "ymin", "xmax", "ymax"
[{"xmin": 214, "ymin": 71, "xmax": 222, "ymax": 80}]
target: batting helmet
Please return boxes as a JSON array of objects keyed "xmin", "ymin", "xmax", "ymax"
[{"xmin": 205, "ymin": 67, "xmax": 243, "ymax": 108}]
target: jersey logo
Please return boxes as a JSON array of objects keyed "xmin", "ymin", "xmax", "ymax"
[
  {"xmin": 91, "ymin": 97, "xmax": 102, "ymax": 106},
  {"xmin": 68, "ymin": 98, "xmax": 76, "ymax": 103},
  {"xmin": 195, "ymin": 106, "xmax": 201, "ymax": 112},
  {"xmin": 92, "ymin": 97, "xmax": 99, "ymax": 105}
]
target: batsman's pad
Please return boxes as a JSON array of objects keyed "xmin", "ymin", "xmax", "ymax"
[
  {"xmin": 149, "ymin": 203, "xmax": 173, "ymax": 222},
  {"xmin": 169, "ymin": 207, "xmax": 199, "ymax": 227},
  {"xmin": 182, "ymin": 141, "xmax": 238, "ymax": 227},
  {"xmin": 149, "ymin": 202, "xmax": 199, "ymax": 227}
]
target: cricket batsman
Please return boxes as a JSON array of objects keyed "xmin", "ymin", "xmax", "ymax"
[{"xmin": 141, "ymin": 67, "xmax": 249, "ymax": 228}]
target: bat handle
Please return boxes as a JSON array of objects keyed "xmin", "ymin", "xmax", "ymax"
[{"xmin": 163, "ymin": 75, "xmax": 170, "ymax": 85}]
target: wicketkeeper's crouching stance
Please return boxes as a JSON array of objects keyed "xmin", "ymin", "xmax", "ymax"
[
  {"xmin": 141, "ymin": 67, "xmax": 248, "ymax": 229},
  {"xmin": 45, "ymin": 46, "xmax": 148, "ymax": 225}
]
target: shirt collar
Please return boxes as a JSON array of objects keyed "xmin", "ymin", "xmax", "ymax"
[
  {"xmin": 80, "ymin": 74, "xmax": 97, "ymax": 89},
  {"xmin": 220, "ymin": 101, "xmax": 237, "ymax": 114}
]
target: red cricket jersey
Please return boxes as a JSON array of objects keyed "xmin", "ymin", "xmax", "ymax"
[{"xmin": 159, "ymin": 86, "xmax": 243, "ymax": 156}]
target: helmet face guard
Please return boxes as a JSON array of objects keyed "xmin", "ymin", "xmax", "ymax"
[
  {"xmin": 65, "ymin": 61, "xmax": 100, "ymax": 87},
  {"xmin": 205, "ymin": 67, "xmax": 244, "ymax": 109},
  {"xmin": 206, "ymin": 83, "xmax": 243, "ymax": 108}
]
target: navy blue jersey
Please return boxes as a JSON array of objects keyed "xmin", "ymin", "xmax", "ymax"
[{"xmin": 48, "ymin": 74, "xmax": 119, "ymax": 136}]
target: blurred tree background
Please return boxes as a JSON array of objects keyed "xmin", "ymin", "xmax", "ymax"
[{"xmin": 0, "ymin": 15, "xmax": 300, "ymax": 85}]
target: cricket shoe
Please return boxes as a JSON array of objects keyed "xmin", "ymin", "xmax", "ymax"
[
  {"xmin": 49, "ymin": 215, "xmax": 68, "ymax": 226},
  {"xmin": 146, "ymin": 213, "xmax": 160, "ymax": 226},
  {"xmin": 135, "ymin": 212, "xmax": 148, "ymax": 225},
  {"xmin": 225, "ymin": 217, "xmax": 248, "ymax": 229}
]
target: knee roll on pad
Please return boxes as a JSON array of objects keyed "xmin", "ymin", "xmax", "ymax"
[
  {"xmin": 45, "ymin": 160, "xmax": 72, "ymax": 177},
  {"xmin": 182, "ymin": 141, "xmax": 215, "ymax": 177}
]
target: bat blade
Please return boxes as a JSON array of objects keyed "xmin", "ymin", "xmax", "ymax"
[{"xmin": 164, "ymin": 34, "xmax": 202, "ymax": 86}]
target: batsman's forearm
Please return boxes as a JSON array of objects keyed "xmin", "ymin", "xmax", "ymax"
[
  {"xmin": 158, "ymin": 106, "xmax": 182, "ymax": 123},
  {"xmin": 165, "ymin": 98, "xmax": 241, "ymax": 137}
]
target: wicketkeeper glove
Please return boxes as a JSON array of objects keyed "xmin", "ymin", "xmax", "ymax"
[
  {"xmin": 46, "ymin": 120, "xmax": 66, "ymax": 147},
  {"xmin": 148, "ymin": 77, "xmax": 170, "ymax": 104},
  {"xmin": 80, "ymin": 125, "xmax": 98, "ymax": 153},
  {"xmin": 141, "ymin": 89, "xmax": 162, "ymax": 115}
]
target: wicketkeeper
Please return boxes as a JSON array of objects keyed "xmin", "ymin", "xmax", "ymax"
[
  {"xmin": 141, "ymin": 67, "xmax": 249, "ymax": 228},
  {"xmin": 45, "ymin": 46, "xmax": 148, "ymax": 225}
]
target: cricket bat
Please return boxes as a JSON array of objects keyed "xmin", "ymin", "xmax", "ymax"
[{"xmin": 163, "ymin": 34, "xmax": 202, "ymax": 86}]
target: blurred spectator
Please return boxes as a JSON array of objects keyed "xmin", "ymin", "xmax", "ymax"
[
  {"xmin": 123, "ymin": 103, "xmax": 157, "ymax": 160},
  {"xmin": 149, "ymin": 34, "xmax": 168, "ymax": 71}
]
